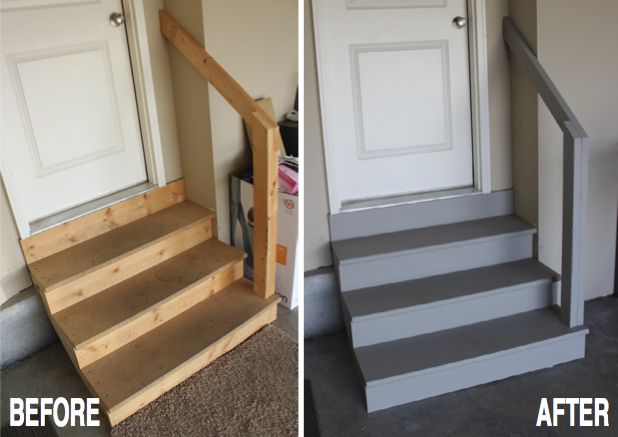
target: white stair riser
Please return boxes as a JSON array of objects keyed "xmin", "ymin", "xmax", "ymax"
[
  {"xmin": 350, "ymin": 281, "xmax": 554, "ymax": 347},
  {"xmin": 365, "ymin": 333, "xmax": 587, "ymax": 412},
  {"xmin": 338, "ymin": 234, "xmax": 533, "ymax": 292}
]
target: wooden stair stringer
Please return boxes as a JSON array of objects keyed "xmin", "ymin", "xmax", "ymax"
[{"xmin": 17, "ymin": 179, "xmax": 280, "ymax": 426}]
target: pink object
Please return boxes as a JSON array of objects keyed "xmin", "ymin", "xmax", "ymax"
[{"xmin": 278, "ymin": 164, "xmax": 298, "ymax": 195}]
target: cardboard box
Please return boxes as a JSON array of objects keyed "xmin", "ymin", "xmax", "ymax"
[{"xmin": 230, "ymin": 175, "xmax": 299, "ymax": 309}]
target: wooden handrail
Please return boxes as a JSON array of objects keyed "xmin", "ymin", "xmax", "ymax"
[
  {"xmin": 160, "ymin": 10, "xmax": 278, "ymax": 299},
  {"xmin": 504, "ymin": 17, "xmax": 588, "ymax": 327}
]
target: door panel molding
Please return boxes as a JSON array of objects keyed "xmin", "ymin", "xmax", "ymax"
[
  {"xmin": 350, "ymin": 40, "xmax": 453, "ymax": 160},
  {"xmin": 0, "ymin": 0, "xmax": 98, "ymax": 12},
  {"xmin": 7, "ymin": 41, "xmax": 125, "ymax": 176}
]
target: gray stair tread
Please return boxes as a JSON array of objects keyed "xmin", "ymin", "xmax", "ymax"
[
  {"xmin": 55, "ymin": 239, "xmax": 245, "ymax": 346},
  {"xmin": 355, "ymin": 308, "xmax": 586, "ymax": 385},
  {"xmin": 29, "ymin": 201, "xmax": 213, "ymax": 289},
  {"xmin": 332, "ymin": 215, "xmax": 535, "ymax": 264},
  {"xmin": 343, "ymin": 259, "xmax": 556, "ymax": 319}
]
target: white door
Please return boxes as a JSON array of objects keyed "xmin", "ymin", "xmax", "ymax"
[
  {"xmin": 313, "ymin": 0, "xmax": 473, "ymax": 210},
  {"xmin": 1, "ymin": 0, "xmax": 147, "ymax": 226}
]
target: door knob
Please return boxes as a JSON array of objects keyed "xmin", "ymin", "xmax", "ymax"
[
  {"xmin": 452, "ymin": 16, "xmax": 467, "ymax": 29},
  {"xmin": 110, "ymin": 12, "xmax": 125, "ymax": 27}
]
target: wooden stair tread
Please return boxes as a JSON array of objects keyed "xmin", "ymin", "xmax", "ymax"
[
  {"xmin": 342, "ymin": 259, "xmax": 556, "ymax": 320},
  {"xmin": 355, "ymin": 307, "xmax": 587, "ymax": 386},
  {"xmin": 81, "ymin": 279, "xmax": 278, "ymax": 417},
  {"xmin": 332, "ymin": 215, "xmax": 535, "ymax": 264},
  {"xmin": 29, "ymin": 201, "xmax": 213, "ymax": 290},
  {"xmin": 55, "ymin": 240, "xmax": 245, "ymax": 347}
]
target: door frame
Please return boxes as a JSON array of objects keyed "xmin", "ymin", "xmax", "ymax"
[
  {"xmin": 1, "ymin": 0, "xmax": 167, "ymax": 238},
  {"xmin": 313, "ymin": 0, "xmax": 491, "ymax": 214}
]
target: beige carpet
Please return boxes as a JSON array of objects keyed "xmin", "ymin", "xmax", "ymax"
[{"xmin": 111, "ymin": 325, "xmax": 298, "ymax": 437}]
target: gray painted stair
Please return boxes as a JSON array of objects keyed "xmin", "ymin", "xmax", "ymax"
[
  {"xmin": 356, "ymin": 308, "xmax": 587, "ymax": 412},
  {"xmin": 342, "ymin": 259, "xmax": 558, "ymax": 347},
  {"xmin": 330, "ymin": 191, "xmax": 588, "ymax": 412},
  {"xmin": 333, "ymin": 214, "xmax": 536, "ymax": 291}
]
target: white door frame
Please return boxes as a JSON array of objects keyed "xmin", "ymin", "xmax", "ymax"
[
  {"xmin": 314, "ymin": 0, "xmax": 491, "ymax": 214},
  {"xmin": 0, "ymin": 0, "xmax": 167, "ymax": 238}
]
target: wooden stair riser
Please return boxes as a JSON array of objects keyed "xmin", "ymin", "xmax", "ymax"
[
  {"xmin": 74, "ymin": 260, "xmax": 245, "ymax": 367},
  {"xmin": 41, "ymin": 217, "xmax": 213, "ymax": 313},
  {"xmin": 101, "ymin": 303, "xmax": 277, "ymax": 426},
  {"xmin": 20, "ymin": 180, "xmax": 186, "ymax": 264}
]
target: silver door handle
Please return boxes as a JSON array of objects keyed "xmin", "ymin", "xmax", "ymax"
[
  {"xmin": 110, "ymin": 12, "xmax": 125, "ymax": 27},
  {"xmin": 452, "ymin": 16, "xmax": 467, "ymax": 29}
]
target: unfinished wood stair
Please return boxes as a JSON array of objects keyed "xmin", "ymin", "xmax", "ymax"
[
  {"xmin": 20, "ymin": 179, "xmax": 279, "ymax": 425},
  {"xmin": 331, "ymin": 190, "xmax": 588, "ymax": 412}
]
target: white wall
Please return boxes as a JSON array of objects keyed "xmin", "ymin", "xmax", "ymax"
[
  {"xmin": 202, "ymin": 0, "xmax": 298, "ymax": 243},
  {"xmin": 537, "ymin": 0, "xmax": 618, "ymax": 299}
]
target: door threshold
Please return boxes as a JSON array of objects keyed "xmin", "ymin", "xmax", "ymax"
[
  {"xmin": 340, "ymin": 187, "xmax": 481, "ymax": 213},
  {"xmin": 29, "ymin": 182, "xmax": 157, "ymax": 236}
]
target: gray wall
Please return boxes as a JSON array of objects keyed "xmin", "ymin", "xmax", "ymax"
[{"xmin": 304, "ymin": 0, "xmax": 514, "ymax": 271}]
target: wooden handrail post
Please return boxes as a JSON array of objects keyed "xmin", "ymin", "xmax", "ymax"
[
  {"xmin": 160, "ymin": 10, "xmax": 280, "ymax": 299},
  {"xmin": 250, "ymin": 112, "xmax": 279, "ymax": 298}
]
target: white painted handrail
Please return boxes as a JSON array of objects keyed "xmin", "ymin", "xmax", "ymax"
[{"xmin": 503, "ymin": 17, "xmax": 589, "ymax": 327}]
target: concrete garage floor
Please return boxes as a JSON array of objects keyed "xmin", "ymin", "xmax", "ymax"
[
  {"xmin": 1, "ymin": 304, "xmax": 297, "ymax": 436},
  {"xmin": 305, "ymin": 297, "xmax": 618, "ymax": 437}
]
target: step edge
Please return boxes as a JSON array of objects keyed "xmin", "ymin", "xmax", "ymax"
[
  {"xmin": 72, "ymin": 254, "xmax": 247, "ymax": 354},
  {"xmin": 102, "ymin": 297, "xmax": 279, "ymax": 426},
  {"xmin": 348, "ymin": 277, "xmax": 554, "ymax": 323},
  {"xmin": 362, "ymin": 327, "xmax": 588, "ymax": 387},
  {"xmin": 336, "ymin": 229, "xmax": 536, "ymax": 266},
  {"xmin": 42, "ymin": 214, "xmax": 214, "ymax": 294}
]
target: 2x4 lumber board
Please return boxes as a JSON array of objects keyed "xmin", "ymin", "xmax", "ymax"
[
  {"xmin": 31, "ymin": 202, "xmax": 214, "ymax": 313},
  {"xmin": 20, "ymin": 179, "xmax": 186, "ymax": 264},
  {"xmin": 80, "ymin": 279, "xmax": 279, "ymax": 426},
  {"xmin": 251, "ymin": 111, "xmax": 279, "ymax": 298},
  {"xmin": 55, "ymin": 240, "xmax": 245, "ymax": 367},
  {"xmin": 159, "ymin": 10, "xmax": 277, "ymax": 131},
  {"xmin": 159, "ymin": 10, "xmax": 280, "ymax": 299}
]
